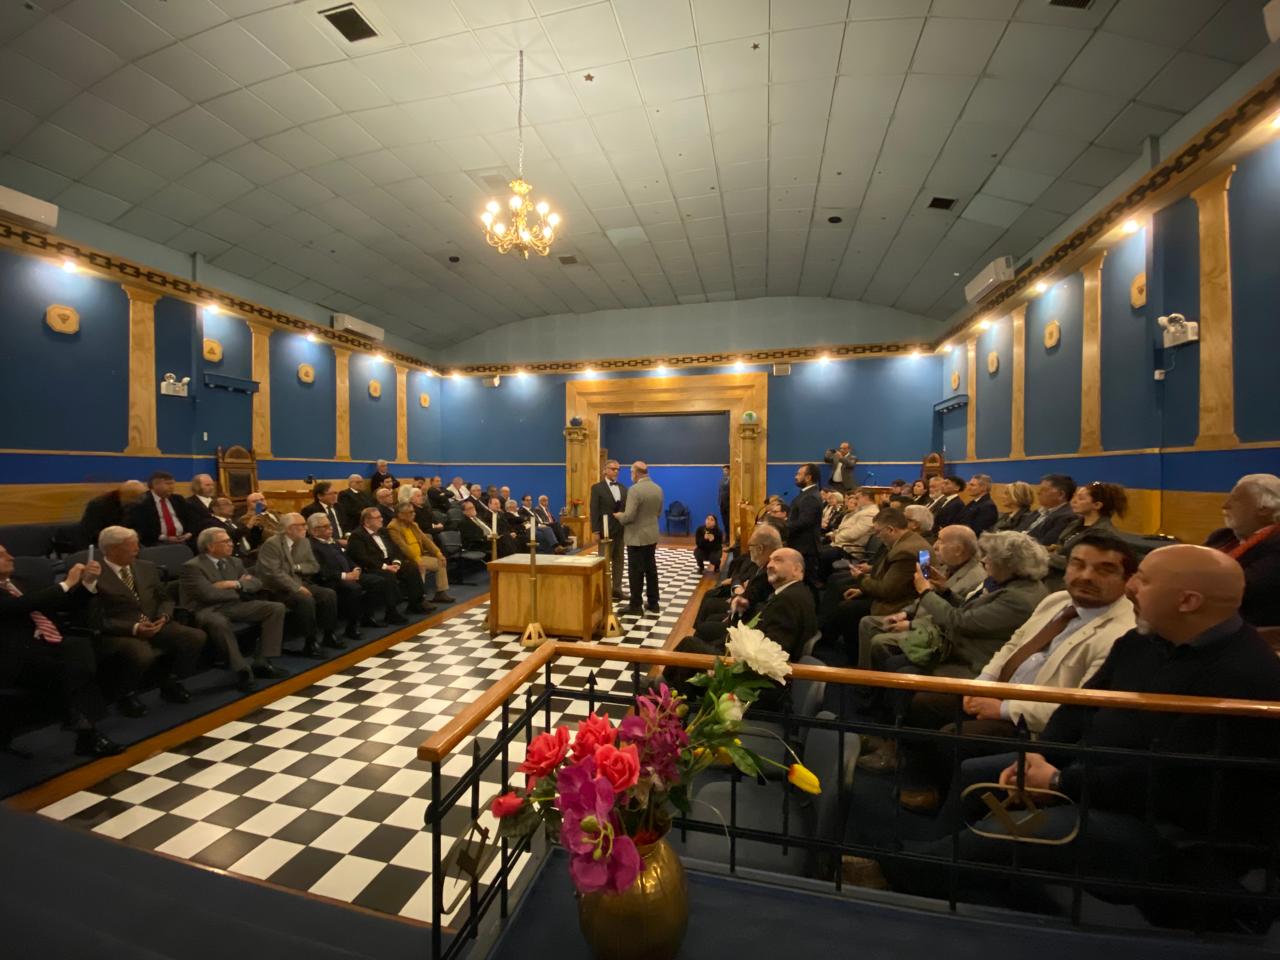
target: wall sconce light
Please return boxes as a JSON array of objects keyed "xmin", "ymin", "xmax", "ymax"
[
  {"xmin": 61, "ymin": 259, "xmax": 78, "ymax": 273},
  {"xmin": 977, "ymin": 319, "xmax": 991, "ymax": 331},
  {"xmin": 1032, "ymin": 281, "xmax": 1048, "ymax": 295},
  {"xmin": 1121, "ymin": 219, "xmax": 1140, "ymax": 235},
  {"xmin": 160, "ymin": 372, "xmax": 191, "ymax": 397}
]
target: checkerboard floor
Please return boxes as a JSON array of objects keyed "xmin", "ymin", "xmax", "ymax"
[{"xmin": 39, "ymin": 548, "xmax": 703, "ymax": 924}]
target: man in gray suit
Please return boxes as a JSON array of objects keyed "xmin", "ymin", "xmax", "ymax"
[
  {"xmin": 615, "ymin": 461, "xmax": 663, "ymax": 616},
  {"xmin": 180, "ymin": 527, "xmax": 287, "ymax": 692},
  {"xmin": 256, "ymin": 512, "xmax": 340, "ymax": 657},
  {"xmin": 824, "ymin": 441, "xmax": 858, "ymax": 491}
]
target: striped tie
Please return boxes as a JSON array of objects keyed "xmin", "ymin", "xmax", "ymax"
[
  {"xmin": 1, "ymin": 580, "xmax": 63, "ymax": 644},
  {"xmin": 120, "ymin": 564, "xmax": 138, "ymax": 598}
]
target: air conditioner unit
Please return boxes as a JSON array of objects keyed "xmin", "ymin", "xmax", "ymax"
[
  {"xmin": 331, "ymin": 312, "xmax": 385, "ymax": 342},
  {"xmin": 772, "ymin": 363, "xmax": 791, "ymax": 376},
  {"xmin": 964, "ymin": 256, "xmax": 1015, "ymax": 305},
  {"xmin": 481, "ymin": 375, "xmax": 500, "ymax": 388},
  {"xmin": 0, "ymin": 184, "xmax": 58, "ymax": 231}
]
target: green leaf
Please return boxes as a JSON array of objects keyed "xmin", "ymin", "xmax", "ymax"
[
  {"xmin": 725, "ymin": 745, "xmax": 761, "ymax": 779},
  {"xmin": 669, "ymin": 783, "xmax": 690, "ymax": 816}
]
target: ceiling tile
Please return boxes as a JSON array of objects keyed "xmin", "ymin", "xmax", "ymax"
[
  {"xmin": 0, "ymin": 155, "xmax": 70, "ymax": 201},
  {"xmin": 592, "ymin": 108, "xmax": 653, "ymax": 153},
  {"xmin": 713, "ymin": 125, "xmax": 767, "ymax": 161},
  {"xmin": 159, "ymin": 105, "xmax": 249, "ymax": 158},
  {"xmin": 1101, "ymin": 0, "xmax": 1220, "ymax": 47},
  {"xmin": 250, "ymin": 73, "xmax": 341, "ymax": 125},
  {"xmin": 49, "ymin": 92, "xmax": 149, "ymax": 153},
  {"xmin": 1138, "ymin": 50, "xmax": 1238, "ymax": 113},
  {"xmin": 1061, "ymin": 30, "xmax": 1175, "ymax": 99},
  {"xmin": 1028, "ymin": 85, "xmax": 1127, "ymax": 143},
  {"xmin": 1186, "ymin": 0, "xmax": 1270, "ymax": 64},
  {"xmin": 1062, "ymin": 144, "xmax": 1139, "ymax": 187},
  {"xmin": 516, "ymin": 74, "xmax": 584, "ymax": 123},
  {"xmin": 1096, "ymin": 101, "xmax": 1180, "ymax": 151},
  {"xmin": 542, "ymin": 3, "xmax": 629, "ymax": 71},
  {"xmin": 377, "ymin": 0, "xmax": 469, "ymax": 43},
  {"xmin": 615, "ymin": 0, "xmax": 696, "ymax": 57},
  {"xmin": 119, "ymin": 128, "xmax": 207, "ymax": 180},
  {"xmin": 839, "ymin": 17, "xmax": 923, "ymax": 75},
  {"xmin": 9, "ymin": 16, "xmax": 122, "ymax": 87},
  {"xmin": 962, "ymin": 76, "xmax": 1052, "ymax": 128},
  {"xmin": 239, "ymin": 6, "xmax": 346, "ymax": 69},
  {"xmin": 986, "ymin": 21, "xmax": 1092, "ymax": 80},
  {"xmin": 770, "ymin": 79, "xmax": 835, "ymax": 127},
  {"xmin": 962, "ymin": 192, "xmax": 1027, "ymax": 228},
  {"xmin": 113, "ymin": 205, "xmax": 185, "ymax": 243},
  {"xmin": 633, "ymin": 48, "xmax": 704, "ymax": 104},
  {"xmin": 203, "ymin": 90, "xmax": 294, "ymax": 141},
  {"xmin": 56, "ymin": 182, "xmax": 132, "ymax": 222},
  {"xmin": 648, "ymin": 97, "xmax": 709, "ymax": 141},
  {"xmin": 1013, "ymin": 0, "xmax": 1119, "ymax": 29},
  {"xmin": 718, "ymin": 159, "xmax": 766, "ymax": 191},
  {"xmin": 260, "ymin": 128, "xmax": 338, "ymax": 168},
  {"xmin": 1002, "ymin": 128, "xmax": 1088, "ymax": 177},
  {"xmin": 772, "ymin": 0, "xmax": 849, "ymax": 30},
  {"xmin": 303, "ymin": 115, "xmax": 384, "ymax": 158},
  {"xmin": 698, "ymin": 36, "xmax": 769, "ymax": 94},
  {"xmin": 300, "ymin": 61, "xmax": 393, "ymax": 112},
  {"xmin": 692, "ymin": 0, "xmax": 768, "ymax": 43},
  {"xmin": 137, "ymin": 43, "xmax": 238, "ymax": 103},
  {"xmin": 457, "ymin": 0, "xmax": 536, "ymax": 29},
  {"xmin": 930, "ymin": 0, "xmax": 1018, "ymax": 16},
  {"xmin": 57, "ymin": 0, "xmax": 174, "ymax": 60},
  {"xmin": 122, "ymin": 0, "xmax": 228, "ymax": 39},
  {"xmin": 185, "ymin": 22, "xmax": 292, "ymax": 86},
  {"xmin": 12, "ymin": 123, "xmax": 106, "ymax": 179},
  {"xmin": 770, "ymin": 24, "xmax": 843, "ymax": 83},
  {"xmin": 0, "ymin": 52, "xmax": 80, "ymax": 116},
  {"xmin": 176, "ymin": 161, "xmax": 255, "ymax": 205},
  {"xmin": 982, "ymin": 165, "xmax": 1055, "ymax": 204},
  {"xmin": 1034, "ymin": 178, "xmax": 1098, "ymax": 215},
  {"xmin": 912, "ymin": 17, "xmax": 1005, "ymax": 75}
]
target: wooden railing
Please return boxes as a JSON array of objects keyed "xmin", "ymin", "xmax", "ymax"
[{"xmin": 416, "ymin": 641, "xmax": 1280, "ymax": 763}]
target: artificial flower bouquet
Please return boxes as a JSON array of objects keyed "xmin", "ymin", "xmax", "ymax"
[{"xmin": 489, "ymin": 625, "xmax": 822, "ymax": 894}]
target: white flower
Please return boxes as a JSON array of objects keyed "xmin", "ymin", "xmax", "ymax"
[
  {"xmin": 716, "ymin": 693, "xmax": 745, "ymax": 725},
  {"xmin": 724, "ymin": 624, "xmax": 792, "ymax": 684}
]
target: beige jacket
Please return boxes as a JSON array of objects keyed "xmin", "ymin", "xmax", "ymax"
[{"xmin": 979, "ymin": 590, "xmax": 1135, "ymax": 734}]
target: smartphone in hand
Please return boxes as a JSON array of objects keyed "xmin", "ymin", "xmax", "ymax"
[{"xmin": 918, "ymin": 549, "xmax": 932, "ymax": 579}]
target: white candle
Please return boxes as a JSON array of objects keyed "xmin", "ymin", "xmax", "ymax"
[
  {"xmin": 491, "ymin": 512, "xmax": 497, "ymax": 536},
  {"xmin": 530, "ymin": 510, "xmax": 537, "ymax": 540},
  {"xmin": 603, "ymin": 513, "xmax": 609, "ymax": 540}
]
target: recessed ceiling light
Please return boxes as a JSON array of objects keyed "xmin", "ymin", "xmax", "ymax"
[
  {"xmin": 909, "ymin": 349, "xmax": 921, "ymax": 358},
  {"xmin": 204, "ymin": 303, "xmax": 221, "ymax": 315},
  {"xmin": 977, "ymin": 319, "xmax": 991, "ymax": 331},
  {"xmin": 827, "ymin": 215, "xmax": 842, "ymax": 224},
  {"xmin": 817, "ymin": 353, "xmax": 831, "ymax": 365},
  {"xmin": 732, "ymin": 360, "xmax": 745, "ymax": 372}
]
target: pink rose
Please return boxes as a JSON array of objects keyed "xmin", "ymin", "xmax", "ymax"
[
  {"xmin": 490, "ymin": 791, "xmax": 524, "ymax": 818},
  {"xmin": 520, "ymin": 726, "xmax": 570, "ymax": 785},
  {"xmin": 570, "ymin": 712, "xmax": 617, "ymax": 763},
  {"xmin": 594, "ymin": 742, "xmax": 640, "ymax": 793}
]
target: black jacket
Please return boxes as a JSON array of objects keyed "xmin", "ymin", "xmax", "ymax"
[
  {"xmin": 80, "ymin": 491, "xmax": 128, "ymax": 546},
  {"xmin": 346, "ymin": 526, "xmax": 407, "ymax": 572},
  {"xmin": 959, "ymin": 494, "xmax": 998, "ymax": 536},
  {"xmin": 1025, "ymin": 502, "xmax": 1075, "ymax": 547},
  {"xmin": 0, "ymin": 578, "xmax": 92, "ymax": 652},
  {"xmin": 1041, "ymin": 619, "xmax": 1280, "ymax": 837},
  {"xmin": 694, "ymin": 526, "xmax": 723, "ymax": 554},
  {"xmin": 309, "ymin": 537, "xmax": 354, "ymax": 589},
  {"xmin": 589, "ymin": 479, "xmax": 627, "ymax": 536},
  {"xmin": 786, "ymin": 486, "xmax": 822, "ymax": 561},
  {"xmin": 426, "ymin": 486, "xmax": 450, "ymax": 510},
  {"xmin": 125, "ymin": 493, "xmax": 195, "ymax": 547},
  {"xmin": 337, "ymin": 489, "xmax": 374, "ymax": 532},
  {"xmin": 934, "ymin": 495, "xmax": 966, "ymax": 530},
  {"xmin": 751, "ymin": 582, "xmax": 818, "ymax": 711},
  {"xmin": 1205, "ymin": 527, "xmax": 1280, "ymax": 627}
]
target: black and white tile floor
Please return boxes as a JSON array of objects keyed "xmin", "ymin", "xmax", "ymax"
[{"xmin": 38, "ymin": 548, "xmax": 702, "ymax": 923}]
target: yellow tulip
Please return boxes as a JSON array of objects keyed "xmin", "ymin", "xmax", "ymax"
[{"xmin": 787, "ymin": 763, "xmax": 821, "ymax": 795}]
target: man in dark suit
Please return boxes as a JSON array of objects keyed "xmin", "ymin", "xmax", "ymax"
[
  {"xmin": 93, "ymin": 526, "xmax": 206, "ymax": 715},
  {"xmin": 185, "ymin": 473, "xmax": 218, "ymax": 533},
  {"xmin": 0, "ymin": 544, "xmax": 120, "ymax": 757},
  {"xmin": 1025, "ymin": 474, "xmax": 1077, "ymax": 547},
  {"xmin": 206, "ymin": 496, "xmax": 249, "ymax": 557},
  {"xmin": 239, "ymin": 491, "xmax": 284, "ymax": 554},
  {"xmin": 346, "ymin": 507, "xmax": 426, "ymax": 614},
  {"xmin": 181, "ymin": 527, "xmax": 287, "ymax": 692},
  {"xmin": 460, "ymin": 500, "xmax": 498, "ymax": 553},
  {"xmin": 468, "ymin": 484, "xmax": 493, "ymax": 523},
  {"xmin": 786, "ymin": 463, "xmax": 823, "ymax": 579},
  {"xmin": 532, "ymin": 494, "xmax": 570, "ymax": 548},
  {"xmin": 374, "ymin": 487, "xmax": 397, "ymax": 525},
  {"xmin": 718, "ymin": 465, "xmax": 732, "ymax": 539},
  {"xmin": 301, "ymin": 481, "xmax": 349, "ymax": 545},
  {"xmin": 694, "ymin": 524, "xmax": 782, "ymax": 644},
  {"xmin": 959, "ymin": 473, "xmax": 999, "ymax": 536},
  {"xmin": 1206, "ymin": 473, "xmax": 1280, "ymax": 626},
  {"xmin": 337, "ymin": 474, "xmax": 373, "ymax": 533},
  {"xmin": 80, "ymin": 480, "xmax": 147, "ymax": 547},
  {"xmin": 126, "ymin": 470, "xmax": 194, "ymax": 549},
  {"xmin": 426, "ymin": 476, "xmax": 450, "ymax": 512},
  {"xmin": 307, "ymin": 512, "xmax": 405, "ymax": 634},
  {"xmin": 369, "ymin": 459, "xmax": 398, "ymax": 492},
  {"xmin": 590, "ymin": 460, "xmax": 627, "ymax": 600},
  {"xmin": 933, "ymin": 475, "xmax": 968, "ymax": 530}
]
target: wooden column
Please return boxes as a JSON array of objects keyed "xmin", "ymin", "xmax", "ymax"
[
  {"xmin": 1079, "ymin": 250, "xmax": 1107, "ymax": 454},
  {"xmin": 334, "ymin": 346, "xmax": 351, "ymax": 460},
  {"xmin": 249, "ymin": 321, "xmax": 272, "ymax": 458},
  {"xmin": 395, "ymin": 364, "xmax": 409, "ymax": 463},
  {"xmin": 1190, "ymin": 166, "xmax": 1239, "ymax": 449},
  {"xmin": 122, "ymin": 285, "xmax": 161, "ymax": 456},
  {"xmin": 965, "ymin": 339, "xmax": 977, "ymax": 461},
  {"xmin": 1010, "ymin": 304, "xmax": 1027, "ymax": 460},
  {"xmin": 564, "ymin": 426, "xmax": 590, "ymax": 524}
]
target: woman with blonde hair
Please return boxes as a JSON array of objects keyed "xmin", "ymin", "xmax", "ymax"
[{"xmin": 994, "ymin": 481, "xmax": 1036, "ymax": 532}]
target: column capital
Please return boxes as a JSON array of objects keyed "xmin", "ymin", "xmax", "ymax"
[
  {"xmin": 120, "ymin": 284, "xmax": 161, "ymax": 305},
  {"xmin": 1190, "ymin": 165, "xmax": 1236, "ymax": 204}
]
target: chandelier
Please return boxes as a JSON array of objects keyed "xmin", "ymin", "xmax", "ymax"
[{"xmin": 481, "ymin": 50, "xmax": 559, "ymax": 258}]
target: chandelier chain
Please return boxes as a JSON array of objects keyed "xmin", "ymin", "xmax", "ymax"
[{"xmin": 516, "ymin": 49, "xmax": 524, "ymax": 178}]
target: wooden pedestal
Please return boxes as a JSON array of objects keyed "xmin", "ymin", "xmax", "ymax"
[{"xmin": 487, "ymin": 553, "xmax": 607, "ymax": 643}]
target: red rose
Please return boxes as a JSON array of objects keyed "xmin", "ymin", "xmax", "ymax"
[
  {"xmin": 594, "ymin": 742, "xmax": 640, "ymax": 793},
  {"xmin": 570, "ymin": 712, "xmax": 617, "ymax": 763},
  {"xmin": 520, "ymin": 726, "xmax": 570, "ymax": 785},
  {"xmin": 490, "ymin": 791, "xmax": 524, "ymax": 819}
]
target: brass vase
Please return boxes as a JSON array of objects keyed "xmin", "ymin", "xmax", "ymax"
[{"xmin": 576, "ymin": 838, "xmax": 688, "ymax": 960}]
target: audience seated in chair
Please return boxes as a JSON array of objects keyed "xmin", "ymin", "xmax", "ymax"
[
  {"xmin": 92, "ymin": 526, "xmax": 206, "ymax": 716},
  {"xmin": 346, "ymin": 507, "xmax": 428, "ymax": 615},
  {"xmin": 0, "ymin": 544, "xmax": 121, "ymax": 757},
  {"xmin": 337, "ymin": 474, "xmax": 373, "ymax": 533},
  {"xmin": 307, "ymin": 511, "xmax": 405, "ymax": 633},
  {"xmin": 846, "ymin": 545, "xmax": 1280, "ymax": 920},
  {"xmin": 426, "ymin": 476, "xmax": 450, "ymax": 511},
  {"xmin": 932, "ymin": 476, "xmax": 967, "ymax": 530},
  {"xmin": 692, "ymin": 524, "xmax": 781, "ymax": 645},
  {"xmin": 1046, "ymin": 481, "xmax": 1127, "ymax": 581},
  {"xmin": 993, "ymin": 481, "xmax": 1037, "ymax": 533},
  {"xmin": 530, "ymin": 495, "xmax": 571, "ymax": 549},
  {"xmin": 1205, "ymin": 473, "xmax": 1280, "ymax": 626},
  {"xmin": 256, "ymin": 513, "xmax": 342, "ymax": 657},
  {"xmin": 126, "ymin": 471, "xmax": 194, "ymax": 549},
  {"xmin": 818, "ymin": 488, "xmax": 878, "ymax": 579},
  {"xmin": 459, "ymin": 500, "xmax": 496, "ymax": 555},
  {"xmin": 694, "ymin": 515, "xmax": 723, "ymax": 574},
  {"xmin": 301, "ymin": 481, "xmax": 349, "ymax": 544},
  {"xmin": 369, "ymin": 459, "xmax": 398, "ymax": 492},
  {"xmin": 820, "ymin": 488, "xmax": 846, "ymax": 537},
  {"xmin": 959, "ymin": 474, "xmax": 999, "ymax": 536},
  {"xmin": 374, "ymin": 487, "xmax": 396, "ymax": 525},
  {"xmin": 901, "ymin": 503, "xmax": 935, "ymax": 544},
  {"xmin": 80, "ymin": 479, "xmax": 146, "ymax": 548},
  {"xmin": 387, "ymin": 503, "xmax": 455, "ymax": 606},
  {"xmin": 445, "ymin": 477, "xmax": 469, "ymax": 503},
  {"xmin": 180, "ymin": 527, "xmax": 287, "ymax": 693},
  {"xmin": 1025, "ymin": 474, "xmax": 1078, "ymax": 547},
  {"xmin": 185, "ymin": 473, "xmax": 218, "ymax": 533},
  {"xmin": 206, "ymin": 496, "xmax": 249, "ymax": 557},
  {"xmin": 923, "ymin": 475, "xmax": 947, "ymax": 515},
  {"xmin": 239, "ymin": 491, "xmax": 284, "ymax": 554}
]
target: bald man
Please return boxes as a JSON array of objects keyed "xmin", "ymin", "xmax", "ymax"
[
  {"xmin": 861, "ymin": 544, "xmax": 1280, "ymax": 911},
  {"xmin": 615, "ymin": 461, "xmax": 664, "ymax": 616}
]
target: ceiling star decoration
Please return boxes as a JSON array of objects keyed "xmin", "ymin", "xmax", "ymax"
[
  {"xmin": 481, "ymin": 50, "xmax": 559, "ymax": 259},
  {"xmin": 583, "ymin": 73, "xmax": 594, "ymax": 82}
]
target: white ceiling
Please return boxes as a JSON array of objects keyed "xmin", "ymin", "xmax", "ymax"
[{"xmin": 0, "ymin": 0, "xmax": 1268, "ymax": 350}]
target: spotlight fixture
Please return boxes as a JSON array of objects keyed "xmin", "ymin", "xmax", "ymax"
[
  {"xmin": 516, "ymin": 368, "xmax": 529, "ymax": 379},
  {"xmin": 205, "ymin": 303, "xmax": 222, "ymax": 315},
  {"xmin": 818, "ymin": 353, "xmax": 831, "ymax": 365},
  {"xmin": 654, "ymin": 364, "xmax": 668, "ymax": 374},
  {"xmin": 909, "ymin": 349, "xmax": 921, "ymax": 358},
  {"xmin": 374, "ymin": 352, "xmax": 386, "ymax": 362},
  {"xmin": 426, "ymin": 369, "xmax": 437, "ymax": 377},
  {"xmin": 732, "ymin": 360, "xmax": 745, "ymax": 372},
  {"xmin": 450, "ymin": 371, "xmax": 462, "ymax": 380},
  {"xmin": 977, "ymin": 319, "xmax": 991, "ymax": 331},
  {"xmin": 306, "ymin": 333, "xmax": 319, "ymax": 343},
  {"xmin": 1121, "ymin": 219, "xmax": 1139, "ymax": 235},
  {"xmin": 1032, "ymin": 281, "xmax": 1048, "ymax": 295},
  {"xmin": 61, "ymin": 259, "xmax": 78, "ymax": 273},
  {"xmin": 582, "ymin": 367, "xmax": 597, "ymax": 378}
]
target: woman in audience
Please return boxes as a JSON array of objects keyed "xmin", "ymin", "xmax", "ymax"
[
  {"xmin": 693, "ymin": 515, "xmax": 723, "ymax": 575},
  {"xmin": 993, "ymin": 480, "xmax": 1036, "ymax": 532},
  {"xmin": 903, "ymin": 503, "xmax": 935, "ymax": 543},
  {"xmin": 909, "ymin": 479, "xmax": 929, "ymax": 505},
  {"xmin": 1047, "ymin": 481, "xmax": 1127, "ymax": 576}
]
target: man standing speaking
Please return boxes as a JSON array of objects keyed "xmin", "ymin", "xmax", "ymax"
[{"xmin": 615, "ymin": 461, "xmax": 664, "ymax": 617}]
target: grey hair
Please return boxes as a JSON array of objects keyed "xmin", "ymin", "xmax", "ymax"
[
  {"xmin": 505, "ymin": 499, "xmax": 519, "ymax": 509},
  {"xmin": 1237, "ymin": 474, "xmax": 1280, "ymax": 521},
  {"xmin": 97, "ymin": 525, "xmax": 138, "ymax": 550},
  {"xmin": 306, "ymin": 513, "xmax": 330, "ymax": 532},
  {"xmin": 397, "ymin": 485, "xmax": 417, "ymax": 504},
  {"xmin": 348, "ymin": 473, "xmax": 363, "ymax": 482},
  {"xmin": 196, "ymin": 526, "xmax": 226, "ymax": 552},
  {"xmin": 971, "ymin": 473, "xmax": 992, "ymax": 488},
  {"xmin": 1006, "ymin": 480, "xmax": 1035, "ymax": 510},
  {"xmin": 281, "ymin": 512, "xmax": 305, "ymax": 527},
  {"xmin": 978, "ymin": 531, "xmax": 1049, "ymax": 580},
  {"xmin": 903, "ymin": 504, "xmax": 934, "ymax": 533},
  {"xmin": 749, "ymin": 523, "xmax": 783, "ymax": 549}
]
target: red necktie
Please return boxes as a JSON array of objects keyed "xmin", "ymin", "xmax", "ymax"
[
  {"xmin": 1, "ymin": 580, "xmax": 63, "ymax": 644},
  {"xmin": 159, "ymin": 497, "xmax": 178, "ymax": 538}
]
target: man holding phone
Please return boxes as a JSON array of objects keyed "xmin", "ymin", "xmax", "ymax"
[{"xmin": 239, "ymin": 491, "xmax": 283, "ymax": 553}]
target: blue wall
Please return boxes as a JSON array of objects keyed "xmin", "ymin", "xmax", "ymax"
[
  {"xmin": 1100, "ymin": 230, "xmax": 1160, "ymax": 451},
  {"xmin": 270, "ymin": 330, "xmax": 336, "ymax": 460},
  {"xmin": 1151, "ymin": 197, "xmax": 1200, "ymax": 449},
  {"xmin": 439, "ymin": 372, "xmax": 565, "ymax": 464},
  {"xmin": 348, "ymin": 353, "xmax": 396, "ymax": 462},
  {"xmin": 1229, "ymin": 136, "xmax": 1280, "ymax": 443},
  {"xmin": 407, "ymin": 369, "xmax": 441, "ymax": 463},
  {"xmin": 0, "ymin": 250, "xmax": 129, "ymax": 452},
  {"xmin": 198, "ymin": 310, "xmax": 253, "ymax": 453},
  {"xmin": 154, "ymin": 297, "xmax": 199, "ymax": 454},
  {"xmin": 975, "ymin": 322, "xmax": 1011, "ymax": 459},
  {"xmin": 1024, "ymin": 274, "xmax": 1082, "ymax": 455},
  {"xmin": 602, "ymin": 413, "xmax": 729, "ymax": 465}
]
